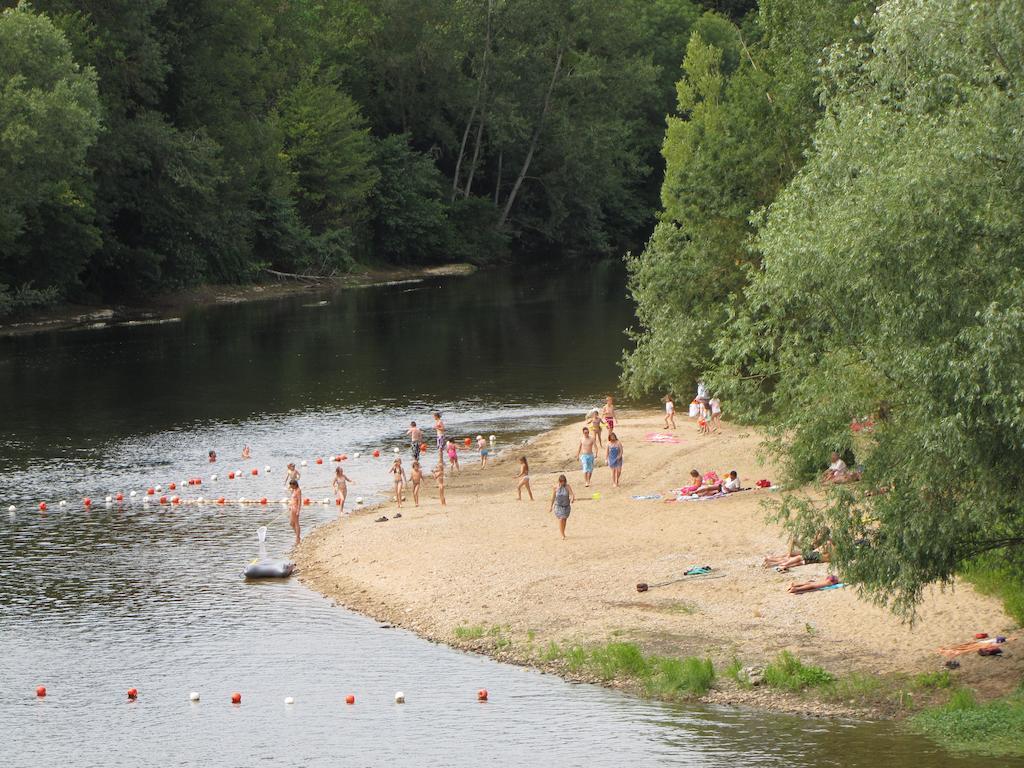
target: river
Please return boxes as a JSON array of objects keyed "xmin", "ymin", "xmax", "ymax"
[{"xmin": 0, "ymin": 264, "xmax": 1012, "ymax": 767}]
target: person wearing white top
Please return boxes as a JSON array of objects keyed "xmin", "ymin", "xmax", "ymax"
[{"xmin": 723, "ymin": 471, "xmax": 742, "ymax": 493}]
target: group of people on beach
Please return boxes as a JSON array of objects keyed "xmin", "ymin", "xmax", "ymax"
[{"xmin": 661, "ymin": 383, "xmax": 721, "ymax": 434}]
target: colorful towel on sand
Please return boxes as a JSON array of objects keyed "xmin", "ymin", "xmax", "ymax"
[
  {"xmin": 645, "ymin": 432, "xmax": 682, "ymax": 444},
  {"xmin": 792, "ymin": 582, "xmax": 846, "ymax": 594},
  {"xmin": 937, "ymin": 636, "xmax": 1015, "ymax": 659},
  {"xmin": 666, "ymin": 489, "xmax": 750, "ymax": 502}
]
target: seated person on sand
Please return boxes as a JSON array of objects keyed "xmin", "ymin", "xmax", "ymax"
[
  {"xmin": 722, "ymin": 470, "xmax": 742, "ymax": 493},
  {"xmin": 763, "ymin": 528, "xmax": 831, "ymax": 571},
  {"xmin": 693, "ymin": 470, "xmax": 723, "ymax": 496},
  {"xmin": 788, "ymin": 574, "xmax": 840, "ymax": 594},
  {"xmin": 679, "ymin": 469, "xmax": 702, "ymax": 495},
  {"xmin": 821, "ymin": 452, "xmax": 861, "ymax": 484}
]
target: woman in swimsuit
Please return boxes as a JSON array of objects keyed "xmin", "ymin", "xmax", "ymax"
[
  {"xmin": 549, "ymin": 474, "xmax": 576, "ymax": 539},
  {"xmin": 288, "ymin": 479, "xmax": 301, "ymax": 545},
  {"xmin": 605, "ymin": 432, "xmax": 624, "ymax": 487},
  {"xmin": 587, "ymin": 409, "xmax": 604, "ymax": 451},
  {"xmin": 515, "ymin": 456, "xmax": 533, "ymax": 500},
  {"xmin": 389, "ymin": 458, "xmax": 407, "ymax": 508},
  {"xmin": 333, "ymin": 466, "xmax": 354, "ymax": 515}
]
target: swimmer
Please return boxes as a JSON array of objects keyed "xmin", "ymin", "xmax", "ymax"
[
  {"xmin": 432, "ymin": 462, "xmax": 446, "ymax": 506},
  {"xmin": 445, "ymin": 440, "xmax": 460, "ymax": 473},
  {"xmin": 389, "ymin": 457, "xmax": 407, "ymax": 508},
  {"xmin": 242, "ymin": 445, "xmax": 251, "ymax": 460},
  {"xmin": 285, "ymin": 462, "xmax": 300, "ymax": 487},
  {"xmin": 407, "ymin": 420, "xmax": 424, "ymax": 461},
  {"xmin": 477, "ymin": 435, "xmax": 489, "ymax": 468},
  {"xmin": 288, "ymin": 479, "xmax": 301, "ymax": 545},
  {"xmin": 410, "ymin": 461, "xmax": 422, "ymax": 506},
  {"xmin": 333, "ymin": 466, "xmax": 354, "ymax": 514},
  {"xmin": 208, "ymin": 450, "xmax": 217, "ymax": 463},
  {"xmin": 515, "ymin": 456, "xmax": 533, "ymax": 500},
  {"xmin": 433, "ymin": 412, "xmax": 446, "ymax": 457}
]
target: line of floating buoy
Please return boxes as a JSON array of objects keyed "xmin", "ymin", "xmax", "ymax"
[
  {"xmin": 32, "ymin": 686, "xmax": 493, "ymax": 705},
  {"xmin": 9, "ymin": 435, "xmax": 501, "ymax": 514}
]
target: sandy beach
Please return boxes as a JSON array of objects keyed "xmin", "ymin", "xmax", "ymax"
[{"xmin": 297, "ymin": 410, "xmax": 1020, "ymax": 715}]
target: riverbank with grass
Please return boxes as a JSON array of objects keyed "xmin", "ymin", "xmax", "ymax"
[
  {"xmin": 0, "ymin": 263, "xmax": 476, "ymax": 337},
  {"xmin": 296, "ymin": 410, "xmax": 1022, "ymax": 753}
]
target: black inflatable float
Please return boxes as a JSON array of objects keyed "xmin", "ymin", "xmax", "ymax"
[{"xmin": 243, "ymin": 560, "xmax": 295, "ymax": 579}]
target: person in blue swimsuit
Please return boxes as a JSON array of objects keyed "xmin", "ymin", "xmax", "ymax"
[
  {"xmin": 548, "ymin": 474, "xmax": 576, "ymax": 539},
  {"xmin": 606, "ymin": 432, "xmax": 624, "ymax": 487}
]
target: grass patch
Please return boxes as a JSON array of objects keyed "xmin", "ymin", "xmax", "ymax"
[
  {"xmin": 913, "ymin": 688, "xmax": 1024, "ymax": 757},
  {"xmin": 913, "ymin": 670, "xmax": 953, "ymax": 690},
  {"xmin": 540, "ymin": 641, "xmax": 714, "ymax": 698},
  {"xmin": 762, "ymin": 651, "xmax": 835, "ymax": 692},
  {"xmin": 454, "ymin": 625, "xmax": 486, "ymax": 640},
  {"xmin": 824, "ymin": 672, "xmax": 883, "ymax": 702},
  {"xmin": 962, "ymin": 556, "xmax": 1024, "ymax": 624},
  {"xmin": 724, "ymin": 657, "xmax": 745, "ymax": 684}
]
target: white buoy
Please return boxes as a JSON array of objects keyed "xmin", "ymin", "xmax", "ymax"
[
  {"xmin": 7, "ymin": 505, "xmax": 14, "ymax": 513},
  {"xmin": 322, "ymin": 497, "xmax": 330, "ymax": 505},
  {"xmin": 197, "ymin": 497, "xmax": 205, "ymax": 504},
  {"xmin": 300, "ymin": 460, "xmax": 307, "ymax": 467},
  {"xmin": 356, "ymin": 497, "xmax": 364, "ymax": 505},
  {"xmin": 394, "ymin": 692, "xmax": 405, "ymax": 704},
  {"xmin": 105, "ymin": 495, "xmax": 113, "ymax": 503},
  {"xmin": 189, "ymin": 691, "xmax": 200, "ymax": 702},
  {"xmin": 143, "ymin": 497, "xmax": 150, "ymax": 504},
  {"xmin": 59, "ymin": 500, "xmax": 67, "ymax": 507},
  {"xmin": 353, "ymin": 453, "xmax": 361, "ymax": 459},
  {"xmin": 393, "ymin": 447, "xmax": 400, "ymax": 454},
  {"xmin": 284, "ymin": 696, "xmax": 295, "ymax": 705},
  {"xmin": 129, "ymin": 490, "xmax": 137, "ymax": 497},
  {"xmin": 239, "ymin": 497, "xmax": 247, "ymax": 504},
  {"xmin": 235, "ymin": 469, "xmax": 242, "ymax": 478},
  {"xmin": 211, "ymin": 474, "xmax": 218, "ymax": 481},
  {"xmin": 265, "ymin": 465, "xmax": 271, "ymax": 472}
]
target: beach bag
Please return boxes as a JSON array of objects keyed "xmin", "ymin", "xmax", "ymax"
[{"xmin": 688, "ymin": 401, "xmax": 699, "ymax": 418}]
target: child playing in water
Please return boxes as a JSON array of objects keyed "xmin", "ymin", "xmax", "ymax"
[
  {"xmin": 333, "ymin": 466, "xmax": 354, "ymax": 514},
  {"xmin": 407, "ymin": 421, "xmax": 423, "ymax": 461},
  {"xmin": 432, "ymin": 462, "xmax": 446, "ymax": 506},
  {"xmin": 242, "ymin": 445, "xmax": 251, "ymax": 459},
  {"xmin": 663, "ymin": 394, "xmax": 676, "ymax": 430},
  {"xmin": 445, "ymin": 440, "xmax": 460, "ymax": 473},
  {"xmin": 433, "ymin": 412, "xmax": 446, "ymax": 456},
  {"xmin": 410, "ymin": 461, "xmax": 423, "ymax": 506},
  {"xmin": 208, "ymin": 450, "xmax": 217, "ymax": 463},
  {"xmin": 288, "ymin": 479, "xmax": 301, "ymax": 545},
  {"xmin": 515, "ymin": 456, "xmax": 533, "ymax": 500},
  {"xmin": 602, "ymin": 395, "xmax": 616, "ymax": 434},
  {"xmin": 477, "ymin": 435, "xmax": 489, "ymax": 468},
  {"xmin": 389, "ymin": 458, "xmax": 407, "ymax": 508},
  {"xmin": 285, "ymin": 462, "xmax": 300, "ymax": 487}
]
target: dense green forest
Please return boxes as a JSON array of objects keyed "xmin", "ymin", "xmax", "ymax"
[
  {"xmin": 625, "ymin": 0, "xmax": 1024, "ymax": 620},
  {"xmin": 0, "ymin": 0, "xmax": 755, "ymax": 313}
]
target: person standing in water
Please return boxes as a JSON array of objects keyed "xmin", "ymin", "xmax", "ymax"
[
  {"xmin": 242, "ymin": 445, "xmax": 251, "ymax": 459},
  {"xmin": 333, "ymin": 466, "xmax": 354, "ymax": 514},
  {"xmin": 407, "ymin": 421, "xmax": 424, "ymax": 461},
  {"xmin": 576, "ymin": 427, "xmax": 597, "ymax": 487},
  {"xmin": 208, "ymin": 450, "xmax": 217, "ymax": 463},
  {"xmin": 515, "ymin": 456, "xmax": 533, "ymax": 500},
  {"xmin": 445, "ymin": 439, "xmax": 460, "ymax": 473},
  {"xmin": 477, "ymin": 435, "xmax": 489, "ymax": 468},
  {"xmin": 432, "ymin": 461, "xmax": 447, "ymax": 506},
  {"xmin": 410, "ymin": 460, "xmax": 423, "ymax": 506},
  {"xmin": 288, "ymin": 479, "xmax": 302, "ymax": 546},
  {"xmin": 285, "ymin": 462, "xmax": 300, "ymax": 487},
  {"xmin": 606, "ymin": 432, "xmax": 624, "ymax": 487},
  {"xmin": 389, "ymin": 458, "xmax": 407, "ymax": 508},
  {"xmin": 549, "ymin": 474, "xmax": 576, "ymax": 539},
  {"xmin": 433, "ymin": 412, "xmax": 446, "ymax": 457}
]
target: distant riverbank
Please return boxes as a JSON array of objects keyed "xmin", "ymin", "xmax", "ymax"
[
  {"xmin": 0, "ymin": 263, "xmax": 477, "ymax": 337},
  {"xmin": 297, "ymin": 411, "xmax": 1019, "ymax": 726}
]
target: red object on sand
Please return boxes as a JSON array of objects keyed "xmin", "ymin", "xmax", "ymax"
[{"xmin": 975, "ymin": 632, "xmax": 989, "ymax": 639}]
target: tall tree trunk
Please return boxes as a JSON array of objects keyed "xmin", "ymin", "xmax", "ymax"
[
  {"xmin": 493, "ymin": 149, "xmax": 502, "ymax": 206},
  {"xmin": 451, "ymin": 0, "xmax": 492, "ymax": 201},
  {"xmin": 462, "ymin": 108, "xmax": 487, "ymax": 197},
  {"xmin": 498, "ymin": 45, "xmax": 563, "ymax": 229}
]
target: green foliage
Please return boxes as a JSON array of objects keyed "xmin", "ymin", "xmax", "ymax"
[
  {"xmin": 0, "ymin": 1, "xmax": 101, "ymax": 309},
  {"xmin": 913, "ymin": 689, "xmax": 1024, "ymax": 757},
  {"xmin": 711, "ymin": 0, "xmax": 1024, "ymax": 617},
  {"xmin": 762, "ymin": 651, "xmax": 834, "ymax": 692},
  {"xmin": 962, "ymin": 556, "xmax": 1024, "ymax": 625},
  {"xmin": 453, "ymin": 624, "xmax": 486, "ymax": 640},
  {"xmin": 913, "ymin": 671, "xmax": 953, "ymax": 691},
  {"xmin": 646, "ymin": 656, "xmax": 715, "ymax": 697}
]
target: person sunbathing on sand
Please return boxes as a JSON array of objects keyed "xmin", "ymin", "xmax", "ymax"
[
  {"xmin": 788, "ymin": 574, "xmax": 839, "ymax": 594},
  {"xmin": 693, "ymin": 470, "xmax": 722, "ymax": 496},
  {"xmin": 764, "ymin": 530, "xmax": 832, "ymax": 571},
  {"xmin": 822, "ymin": 452, "xmax": 861, "ymax": 484}
]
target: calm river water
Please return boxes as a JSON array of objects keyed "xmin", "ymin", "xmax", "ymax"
[{"xmin": 0, "ymin": 264, "xmax": 1013, "ymax": 767}]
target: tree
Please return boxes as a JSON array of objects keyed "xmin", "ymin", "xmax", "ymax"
[
  {"xmin": 0, "ymin": 1, "xmax": 101, "ymax": 311},
  {"xmin": 712, "ymin": 0, "xmax": 1024, "ymax": 617}
]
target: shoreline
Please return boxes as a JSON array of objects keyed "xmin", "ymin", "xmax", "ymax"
[
  {"xmin": 296, "ymin": 411, "xmax": 1020, "ymax": 722},
  {"xmin": 0, "ymin": 263, "xmax": 477, "ymax": 337}
]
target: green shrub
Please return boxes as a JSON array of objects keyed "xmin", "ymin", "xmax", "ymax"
[
  {"xmin": 647, "ymin": 656, "xmax": 715, "ymax": 697},
  {"xmin": 913, "ymin": 690, "xmax": 1024, "ymax": 757},
  {"xmin": 762, "ymin": 651, "xmax": 834, "ymax": 692}
]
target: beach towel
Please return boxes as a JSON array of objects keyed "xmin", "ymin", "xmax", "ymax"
[
  {"xmin": 792, "ymin": 582, "xmax": 846, "ymax": 594},
  {"xmin": 645, "ymin": 432, "xmax": 682, "ymax": 444},
  {"xmin": 937, "ymin": 635, "xmax": 1015, "ymax": 659}
]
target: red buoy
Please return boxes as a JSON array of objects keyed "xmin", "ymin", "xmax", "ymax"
[
  {"xmin": 83, "ymin": 497, "xmax": 92, "ymax": 507},
  {"xmin": 372, "ymin": 450, "xmax": 380, "ymax": 458},
  {"xmin": 260, "ymin": 497, "xmax": 268, "ymax": 505},
  {"xmin": 420, "ymin": 443, "xmax": 427, "ymax": 453},
  {"xmin": 115, "ymin": 493, "xmax": 124, "ymax": 501},
  {"xmin": 228, "ymin": 471, "xmax": 236, "ymax": 480},
  {"xmin": 316, "ymin": 458, "xmax": 323, "ymax": 465},
  {"xmin": 251, "ymin": 468, "xmax": 258, "ymax": 476},
  {"xmin": 171, "ymin": 496, "xmax": 180, "ymax": 505},
  {"xmin": 38, "ymin": 502, "xmax": 47, "ymax": 512},
  {"xmin": 345, "ymin": 694, "xmax": 355, "ymax": 705},
  {"xmin": 195, "ymin": 478, "xmax": 202, "ymax": 485},
  {"xmin": 340, "ymin": 454, "xmax": 348, "ymax": 461},
  {"xmin": 168, "ymin": 483, "xmax": 176, "ymax": 491},
  {"xmin": 335, "ymin": 498, "xmax": 341, "ymax": 506},
  {"xmin": 147, "ymin": 487, "xmax": 155, "ymax": 495},
  {"xmin": 231, "ymin": 692, "xmax": 241, "ymax": 704},
  {"xmin": 36, "ymin": 686, "xmax": 46, "ymax": 698},
  {"xmin": 159, "ymin": 496, "xmax": 168, "ymax": 505},
  {"xmin": 303, "ymin": 498, "xmax": 311, "ymax": 506},
  {"xmin": 127, "ymin": 688, "xmax": 138, "ymax": 700},
  {"xmin": 464, "ymin": 438, "xmax": 472, "ymax": 447},
  {"xmin": 477, "ymin": 689, "xmax": 488, "ymax": 702},
  {"xmin": 217, "ymin": 497, "xmax": 226, "ymax": 505}
]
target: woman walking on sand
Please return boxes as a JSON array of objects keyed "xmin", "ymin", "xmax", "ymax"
[
  {"xmin": 549, "ymin": 474, "xmax": 576, "ymax": 539},
  {"xmin": 606, "ymin": 432, "xmax": 624, "ymax": 487},
  {"xmin": 389, "ymin": 458, "xmax": 407, "ymax": 508},
  {"xmin": 515, "ymin": 456, "xmax": 533, "ymax": 500}
]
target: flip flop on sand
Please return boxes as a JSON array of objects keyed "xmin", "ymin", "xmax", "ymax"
[{"xmin": 375, "ymin": 515, "xmax": 388, "ymax": 522}]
